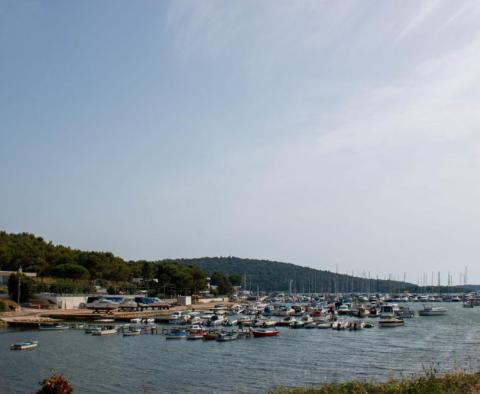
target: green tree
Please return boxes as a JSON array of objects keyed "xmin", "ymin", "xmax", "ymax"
[
  {"xmin": 7, "ymin": 273, "xmax": 32, "ymax": 303},
  {"xmin": 141, "ymin": 262, "xmax": 154, "ymax": 281},
  {"xmin": 228, "ymin": 274, "xmax": 242, "ymax": 286},
  {"xmin": 210, "ymin": 272, "xmax": 233, "ymax": 295},
  {"xmin": 49, "ymin": 263, "xmax": 90, "ymax": 280}
]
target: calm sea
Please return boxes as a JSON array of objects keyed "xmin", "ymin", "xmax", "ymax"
[{"xmin": 1, "ymin": 303, "xmax": 479, "ymax": 393}]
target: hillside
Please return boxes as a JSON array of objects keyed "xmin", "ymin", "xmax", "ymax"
[
  {"xmin": 0, "ymin": 231, "xmax": 417, "ymax": 293},
  {"xmin": 173, "ymin": 257, "xmax": 417, "ymax": 293}
]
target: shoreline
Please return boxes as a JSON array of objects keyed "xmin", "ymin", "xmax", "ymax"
[{"xmin": 0, "ymin": 301, "xmax": 234, "ymax": 327}]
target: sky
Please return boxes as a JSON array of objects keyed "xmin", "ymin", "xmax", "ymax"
[{"xmin": 1, "ymin": 0, "xmax": 480, "ymax": 284}]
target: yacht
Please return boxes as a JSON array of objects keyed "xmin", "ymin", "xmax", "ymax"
[
  {"xmin": 336, "ymin": 304, "xmax": 351, "ymax": 316},
  {"xmin": 378, "ymin": 304, "xmax": 404, "ymax": 327},
  {"xmin": 419, "ymin": 304, "xmax": 447, "ymax": 316}
]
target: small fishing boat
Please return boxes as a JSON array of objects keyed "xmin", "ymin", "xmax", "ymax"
[
  {"xmin": 378, "ymin": 317, "xmax": 404, "ymax": 327},
  {"xmin": 252, "ymin": 329, "xmax": 279, "ymax": 337},
  {"xmin": 165, "ymin": 329, "xmax": 186, "ymax": 339},
  {"xmin": 130, "ymin": 318, "xmax": 142, "ymax": 324},
  {"xmin": 237, "ymin": 317, "xmax": 254, "ymax": 327},
  {"xmin": 304, "ymin": 322, "xmax": 317, "ymax": 329},
  {"xmin": 92, "ymin": 326, "xmax": 118, "ymax": 336},
  {"xmin": 216, "ymin": 332, "xmax": 238, "ymax": 341},
  {"xmin": 186, "ymin": 324, "xmax": 206, "ymax": 340},
  {"xmin": 10, "ymin": 341, "xmax": 38, "ymax": 350},
  {"xmin": 202, "ymin": 331, "xmax": 218, "ymax": 340},
  {"xmin": 316, "ymin": 322, "xmax": 332, "ymax": 329},
  {"xmin": 396, "ymin": 306, "xmax": 415, "ymax": 318},
  {"xmin": 123, "ymin": 327, "xmax": 141, "ymax": 336},
  {"xmin": 463, "ymin": 301, "xmax": 474, "ymax": 308},
  {"xmin": 275, "ymin": 316, "xmax": 295, "ymax": 327},
  {"xmin": 187, "ymin": 331, "xmax": 205, "ymax": 340},
  {"xmin": 289, "ymin": 320, "xmax": 305, "ymax": 329},
  {"xmin": 261, "ymin": 320, "xmax": 277, "ymax": 328},
  {"xmin": 38, "ymin": 324, "xmax": 70, "ymax": 330}
]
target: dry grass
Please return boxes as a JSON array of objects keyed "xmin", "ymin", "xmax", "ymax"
[{"xmin": 271, "ymin": 371, "xmax": 480, "ymax": 394}]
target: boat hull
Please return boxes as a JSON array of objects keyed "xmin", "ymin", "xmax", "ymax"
[{"xmin": 252, "ymin": 330, "xmax": 279, "ymax": 337}]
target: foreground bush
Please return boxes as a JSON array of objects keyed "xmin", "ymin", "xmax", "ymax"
[
  {"xmin": 37, "ymin": 372, "xmax": 73, "ymax": 394},
  {"xmin": 272, "ymin": 371, "xmax": 480, "ymax": 394}
]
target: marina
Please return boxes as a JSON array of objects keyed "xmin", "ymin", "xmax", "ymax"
[{"xmin": 2, "ymin": 299, "xmax": 480, "ymax": 393}]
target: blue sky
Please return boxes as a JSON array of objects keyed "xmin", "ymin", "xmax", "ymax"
[{"xmin": 1, "ymin": 1, "xmax": 480, "ymax": 283}]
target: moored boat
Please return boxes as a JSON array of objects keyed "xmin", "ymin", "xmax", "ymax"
[
  {"xmin": 419, "ymin": 304, "xmax": 448, "ymax": 316},
  {"xmin": 92, "ymin": 326, "xmax": 118, "ymax": 336},
  {"xmin": 289, "ymin": 320, "xmax": 305, "ymax": 329},
  {"xmin": 378, "ymin": 317, "xmax": 404, "ymax": 327},
  {"xmin": 123, "ymin": 327, "xmax": 141, "ymax": 336},
  {"xmin": 38, "ymin": 324, "xmax": 69, "ymax": 330},
  {"xmin": 378, "ymin": 304, "xmax": 404, "ymax": 327},
  {"xmin": 10, "ymin": 340, "xmax": 38, "ymax": 350},
  {"xmin": 316, "ymin": 322, "xmax": 332, "ymax": 329},
  {"xmin": 252, "ymin": 329, "xmax": 279, "ymax": 337},
  {"xmin": 165, "ymin": 329, "xmax": 187, "ymax": 339},
  {"xmin": 202, "ymin": 331, "xmax": 218, "ymax": 340},
  {"xmin": 216, "ymin": 332, "xmax": 238, "ymax": 341}
]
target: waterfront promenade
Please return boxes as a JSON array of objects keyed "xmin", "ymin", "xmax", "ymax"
[{"xmin": 0, "ymin": 301, "xmax": 234, "ymax": 327}]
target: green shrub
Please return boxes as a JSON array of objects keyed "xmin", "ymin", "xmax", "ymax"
[{"xmin": 270, "ymin": 371, "xmax": 480, "ymax": 394}]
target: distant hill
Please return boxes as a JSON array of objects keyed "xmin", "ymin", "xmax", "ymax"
[
  {"xmin": 0, "ymin": 231, "xmax": 417, "ymax": 293},
  {"xmin": 173, "ymin": 257, "xmax": 417, "ymax": 293}
]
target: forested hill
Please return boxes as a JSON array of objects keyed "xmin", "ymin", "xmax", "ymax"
[
  {"xmin": 0, "ymin": 231, "xmax": 417, "ymax": 293},
  {"xmin": 173, "ymin": 257, "xmax": 417, "ymax": 293}
]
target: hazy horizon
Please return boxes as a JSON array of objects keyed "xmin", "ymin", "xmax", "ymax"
[{"xmin": 2, "ymin": 1, "xmax": 480, "ymax": 283}]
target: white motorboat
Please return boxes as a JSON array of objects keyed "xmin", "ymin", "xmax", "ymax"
[
  {"xmin": 378, "ymin": 304, "xmax": 404, "ymax": 327},
  {"xmin": 92, "ymin": 326, "xmax": 118, "ymax": 336},
  {"xmin": 378, "ymin": 317, "xmax": 404, "ymax": 327},
  {"xmin": 419, "ymin": 304, "xmax": 448, "ymax": 316},
  {"xmin": 289, "ymin": 320, "xmax": 305, "ymax": 329},
  {"xmin": 336, "ymin": 304, "xmax": 351, "ymax": 316},
  {"xmin": 11, "ymin": 340, "xmax": 38, "ymax": 350},
  {"xmin": 38, "ymin": 324, "xmax": 69, "ymax": 330},
  {"xmin": 316, "ymin": 322, "xmax": 332, "ymax": 329},
  {"xmin": 123, "ymin": 327, "xmax": 141, "ymax": 336}
]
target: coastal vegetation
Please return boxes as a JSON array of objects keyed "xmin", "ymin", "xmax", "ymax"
[
  {"xmin": 0, "ymin": 231, "xmax": 465, "ymax": 294},
  {"xmin": 37, "ymin": 371, "xmax": 73, "ymax": 394},
  {"xmin": 7, "ymin": 273, "xmax": 33, "ymax": 303},
  {"xmin": 272, "ymin": 370, "xmax": 480, "ymax": 394}
]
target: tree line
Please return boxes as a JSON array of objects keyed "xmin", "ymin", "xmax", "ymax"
[{"xmin": 0, "ymin": 231, "xmax": 426, "ymax": 295}]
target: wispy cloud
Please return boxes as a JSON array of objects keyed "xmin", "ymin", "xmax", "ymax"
[{"xmin": 395, "ymin": 0, "xmax": 443, "ymax": 42}]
